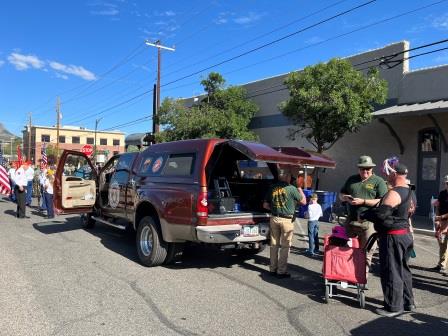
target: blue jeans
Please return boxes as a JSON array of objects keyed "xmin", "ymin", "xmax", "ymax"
[
  {"xmin": 40, "ymin": 187, "xmax": 47, "ymax": 210},
  {"xmin": 26, "ymin": 180, "xmax": 33, "ymax": 205},
  {"xmin": 308, "ymin": 220, "xmax": 319, "ymax": 253},
  {"xmin": 9, "ymin": 179, "xmax": 16, "ymax": 201},
  {"xmin": 44, "ymin": 192, "xmax": 54, "ymax": 218}
]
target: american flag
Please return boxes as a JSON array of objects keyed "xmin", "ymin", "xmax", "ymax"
[
  {"xmin": 41, "ymin": 142, "xmax": 47, "ymax": 168},
  {"xmin": 0, "ymin": 146, "xmax": 11, "ymax": 196}
]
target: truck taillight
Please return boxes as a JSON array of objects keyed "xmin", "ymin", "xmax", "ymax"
[{"xmin": 196, "ymin": 191, "xmax": 208, "ymax": 225}]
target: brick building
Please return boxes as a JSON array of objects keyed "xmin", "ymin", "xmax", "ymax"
[{"xmin": 22, "ymin": 125, "xmax": 125, "ymax": 165}]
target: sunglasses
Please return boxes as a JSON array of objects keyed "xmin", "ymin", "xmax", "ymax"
[{"xmin": 359, "ymin": 167, "xmax": 372, "ymax": 171}]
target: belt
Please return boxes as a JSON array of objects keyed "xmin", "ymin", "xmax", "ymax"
[
  {"xmin": 387, "ymin": 229, "xmax": 409, "ymax": 235},
  {"xmin": 272, "ymin": 213, "xmax": 293, "ymax": 219}
]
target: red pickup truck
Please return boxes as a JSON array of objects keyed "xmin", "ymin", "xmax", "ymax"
[{"xmin": 54, "ymin": 139, "xmax": 334, "ymax": 267}]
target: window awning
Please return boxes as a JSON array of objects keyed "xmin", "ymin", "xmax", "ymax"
[
  {"xmin": 373, "ymin": 100, "xmax": 448, "ymax": 117},
  {"xmin": 273, "ymin": 147, "xmax": 336, "ymax": 168}
]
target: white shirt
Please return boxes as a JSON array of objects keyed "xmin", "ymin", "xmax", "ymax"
[
  {"xmin": 14, "ymin": 167, "xmax": 28, "ymax": 187},
  {"xmin": 44, "ymin": 177, "xmax": 53, "ymax": 194},
  {"xmin": 25, "ymin": 167, "xmax": 34, "ymax": 181},
  {"xmin": 307, "ymin": 203, "xmax": 323, "ymax": 221},
  {"xmin": 8, "ymin": 168, "xmax": 16, "ymax": 180},
  {"xmin": 39, "ymin": 170, "xmax": 47, "ymax": 186}
]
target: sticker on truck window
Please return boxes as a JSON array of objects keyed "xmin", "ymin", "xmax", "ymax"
[{"xmin": 152, "ymin": 157, "xmax": 163, "ymax": 173}]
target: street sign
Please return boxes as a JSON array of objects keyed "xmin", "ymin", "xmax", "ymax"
[{"xmin": 80, "ymin": 144, "xmax": 94, "ymax": 156}]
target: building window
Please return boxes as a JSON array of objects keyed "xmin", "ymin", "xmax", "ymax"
[
  {"xmin": 100, "ymin": 138, "xmax": 107, "ymax": 146},
  {"xmin": 72, "ymin": 136, "xmax": 80, "ymax": 144},
  {"xmin": 41, "ymin": 134, "xmax": 50, "ymax": 142},
  {"xmin": 59, "ymin": 136, "xmax": 66, "ymax": 143},
  {"xmin": 113, "ymin": 139, "xmax": 120, "ymax": 146},
  {"xmin": 86, "ymin": 137, "xmax": 94, "ymax": 145}
]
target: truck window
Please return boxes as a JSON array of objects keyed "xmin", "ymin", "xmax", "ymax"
[
  {"xmin": 139, "ymin": 156, "xmax": 155, "ymax": 174},
  {"xmin": 161, "ymin": 153, "xmax": 195, "ymax": 176},
  {"xmin": 237, "ymin": 160, "xmax": 274, "ymax": 180},
  {"xmin": 116, "ymin": 153, "xmax": 136, "ymax": 171},
  {"xmin": 64, "ymin": 154, "xmax": 94, "ymax": 180}
]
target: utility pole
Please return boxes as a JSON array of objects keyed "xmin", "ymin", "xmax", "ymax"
[
  {"xmin": 94, "ymin": 118, "xmax": 102, "ymax": 163},
  {"xmin": 56, "ymin": 96, "xmax": 61, "ymax": 163},
  {"xmin": 145, "ymin": 40, "xmax": 175, "ymax": 134},
  {"xmin": 28, "ymin": 113, "xmax": 32, "ymax": 162}
]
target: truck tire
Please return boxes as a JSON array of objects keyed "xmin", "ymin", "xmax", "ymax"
[
  {"xmin": 136, "ymin": 216, "xmax": 167, "ymax": 267},
  {"xmin": 80, "ymin": 213, "xmax": 95, "ymax": 229}
]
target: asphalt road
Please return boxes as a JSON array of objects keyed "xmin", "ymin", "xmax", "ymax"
[{"xmin": 1, "ymin": 196, "xmax": 447, "ymax": 336}]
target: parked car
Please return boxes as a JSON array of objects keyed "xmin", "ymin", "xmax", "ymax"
[{"xmin": 54, "ymin": 139, "xmax": 334, "ymax": 267}]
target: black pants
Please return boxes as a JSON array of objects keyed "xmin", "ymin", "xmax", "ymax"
[
  {"xmin": 15, "ymin": 185, "xmax": 26, "ymax": 218},
  {"xmin": 378, "ymin": 232, "xmax": 414, "ymax": 311}
]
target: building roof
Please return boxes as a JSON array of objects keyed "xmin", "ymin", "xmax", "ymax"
[{"xmin": 373, "ymin": 100, "xmax": 448, "ymax": 117}]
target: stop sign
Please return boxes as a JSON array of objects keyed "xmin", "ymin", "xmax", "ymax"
[{"xmin": 81, "ymin": 144, "xmax": 94, "ymax": 156}]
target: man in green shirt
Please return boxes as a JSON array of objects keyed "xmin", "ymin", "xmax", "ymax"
[
  {"xmin": 340, "ymin": 155, "xmax": 388, "ymax": 267},
  {"xmin": 264, "ymin": 168, "xmax": 306, "ymax": 278}
]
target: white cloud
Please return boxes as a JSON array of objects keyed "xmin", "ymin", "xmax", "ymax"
[
  {"xmin": 165, "ymin": 10, "xmax": 175, "ymax": 17},
  {"xmin": 0, "ymin": 60, "xmax": 4, "ymax": 67},
  {"xmin": 432, "ymin": 13, "xmax": 448, "ymax": 30},
  {"xmin": 305, "ymin": 36, "xmax": 324, "ymax": 45},
  {"xmin": 55, "ymin": 73, "xmax": 69, "ymax": 80},
  {"xmin": 7, "ymin": 53, "xmax": 45, "ymax": 70},
  {"xmin": 90, "ymin": 2, "xmax": 119, "ymax": 16},
  {"xmin": 233, "ymin": 12, "xmax": 264, "ymax": 25},
  {"xmin": 49, "ymin": 61, "xmax": 97, "ymax": 81}
]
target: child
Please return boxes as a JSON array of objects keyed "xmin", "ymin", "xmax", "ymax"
[
  {"xmin": 44, "ymin": 169, "xmax": 55, "ymax": 219},
  {"xmin": 306, "ymin": 193, "xmax": 323, "ymax": 255}
]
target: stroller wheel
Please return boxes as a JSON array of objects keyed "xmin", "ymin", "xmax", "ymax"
[
  {"xmin": 324, "ymin": 284, "xmax": 330, "ymax": 303},
  {"xmin": 359, "ymin": 291, "xmax": 365, "ymax": 308}
]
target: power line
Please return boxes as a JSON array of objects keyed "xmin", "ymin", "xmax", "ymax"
[
  {"xmin": 164, "ymin": 0, "xmax": 351, "ymax": 78},
  {"xmin": 161, "ymin": 0, "xmax": 377, "ymax": 88},
  {"xmin": 52, "ymin": 0, "xmax": 447, "ymax": 132}
]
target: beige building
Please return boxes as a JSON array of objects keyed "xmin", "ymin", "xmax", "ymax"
[{"xmin": 23, "ymin": 125, "xmax": 125, "ymax": 164}]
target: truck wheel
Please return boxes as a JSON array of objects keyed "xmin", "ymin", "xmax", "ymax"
[
  {"xmin": 136, "ymin": 216, "xmax": 167, "ymax": 267},
  {"xmin": 81, "ymin": 213, "xmax": 95, "ymax": 229}
]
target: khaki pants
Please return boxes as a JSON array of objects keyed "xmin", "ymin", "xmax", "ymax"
[
  {"xmin": 437, "ymin": 234, "xmax": 448, "ymax": 270},
  {"xmin": 269, "ymin": 216, "xmax": 294, "ymax": 274},
  {"xmin": 346, "ymin": 220, "xmax": 377, "ymax": 267}
]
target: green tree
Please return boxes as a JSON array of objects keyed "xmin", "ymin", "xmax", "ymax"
[
  {"xmin": 200, "ymin": 71, "xmax": 225, "ymax": 102},
  {"xmin": 157, "ymin": 73, "xmax": 259, "ymax": 142},
  {"xmin": 280, "ymin": 58, "xmax": 388, "ymax": 153}
]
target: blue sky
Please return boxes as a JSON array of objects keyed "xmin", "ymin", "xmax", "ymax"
[{"xmin": 1, "ymin": 0, "xmax": 448, "ymax": 138}]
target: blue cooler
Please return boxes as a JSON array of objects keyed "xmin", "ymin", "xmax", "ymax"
[
  {"xmin": 297, "ymin": 189, "xmax": 314, "ymax": 218},
  {"xmin": 314, "ymin": 190, "xmax": 338, "ymax": 222}
]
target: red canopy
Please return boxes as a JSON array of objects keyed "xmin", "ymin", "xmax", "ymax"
[{"xmin": 273, "ymin": 147, "xmax": 336, "ymax": 168}]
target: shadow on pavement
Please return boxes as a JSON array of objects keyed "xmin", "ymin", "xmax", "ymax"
[
  {"xmin": 350, "ymin": 312, "xmax": 448, "ymax": 336},
  {"xmin": 33, "ymin": 216, "xmax": 139, "ymax": 263},
  {"xmin": 4, "ymin": 209, "xmax": 18, "ymax": 217}
]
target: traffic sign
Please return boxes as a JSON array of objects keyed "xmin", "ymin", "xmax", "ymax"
[{"xmin": 81, "ymin": 144, "xmax": 94, "ymax": 156}]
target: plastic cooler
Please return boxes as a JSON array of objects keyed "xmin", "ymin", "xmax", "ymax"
[
  {"xmin": 315, "ymin": 190, "xmax": 337, "ymax": 222},
  {"xmin": 297, "ymin": 189, "xmax": 313, "ymax": 218}
]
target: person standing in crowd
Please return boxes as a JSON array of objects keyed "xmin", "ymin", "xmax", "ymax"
[
  {"xmin": 361, "ymin": 158, "xmax": 415, "ymax": 317},
  {"xmin": 14, "ymin": 161, "xmax": 30, "ymax": 218},
  {"xmin": 431, "ymin": 174, "xmax": 448, "ymax": 276},
  {"xmin": 38, "ymin": 167, "xmax": 47, "ymax": 213},
  {"xmin": 340, "ymin": 155, "xmax": 388, "ymax": 267},
  {"xmin": 305, "ymin": 193, "xmax": 323, "ymax": 256},
  {"xmin": 25, "ymin": 161, "xmax": 34, "ymax": 206},
  {"xmin": 263, "ymin": 168, "xmax": 306, "ymax": 278},
  {"xmin": 8, "ymin": 162, "xmax": 16, "ymax": 202},
  {"xmin": 44, "ymin": 169, "xmax": 55, "ymax": 219}
]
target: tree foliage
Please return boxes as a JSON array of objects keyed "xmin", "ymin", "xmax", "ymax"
[
  {"xmin": 157, "ymin": 72, "xmax": 259, "ymax": 142},
  {"xmin": 280, "ymin": 58, "xmax": 388, "ymax": 153}
]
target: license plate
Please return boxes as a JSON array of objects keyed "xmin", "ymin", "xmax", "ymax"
[{"xmin": 242, "ymin": 225, "xmax": 259, "ymax": 237}]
